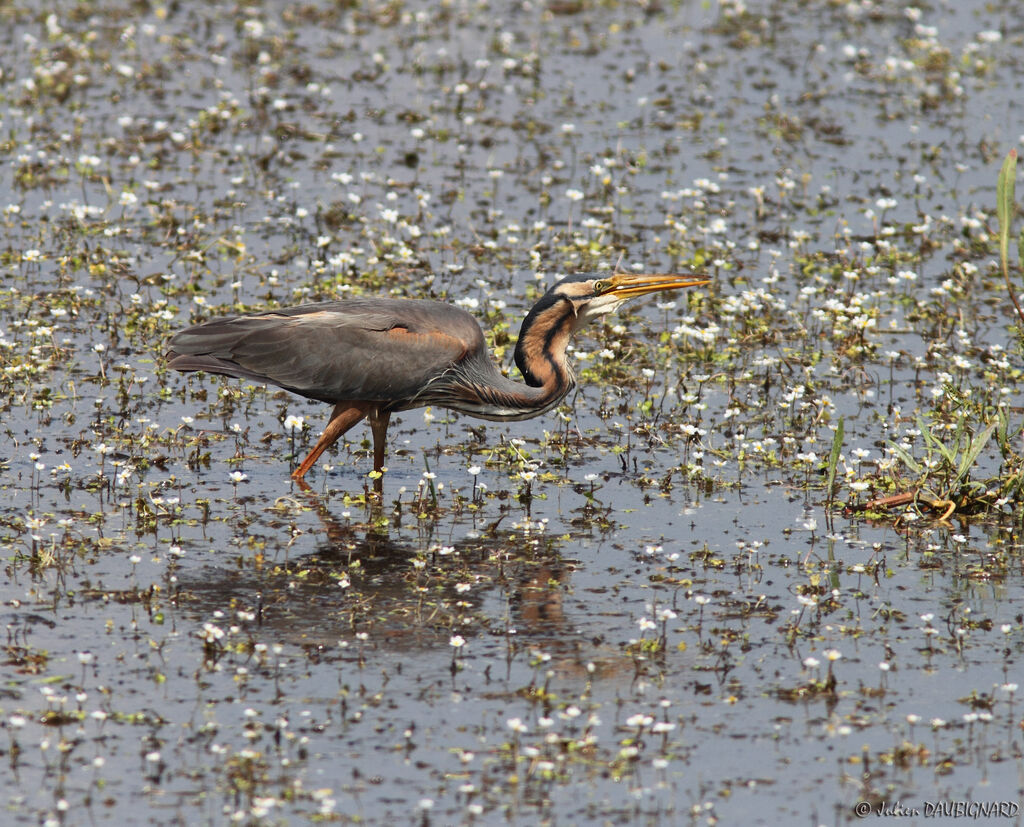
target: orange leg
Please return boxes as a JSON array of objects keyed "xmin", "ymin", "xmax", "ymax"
[
  {"xmin": 368, "ymin": 409, "xmax": 391, "ymax": 493},
  {"xmin": 291, "ymin": 402, "xmax": 370, "ymax": 482}
]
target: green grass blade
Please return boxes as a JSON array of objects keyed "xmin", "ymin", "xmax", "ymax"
[
  {"xmin": 916, "ymin": 416, "xmax": 939, "ymax": 451},
  {"xmin": 888, "ymin": 441, "xmax": 922, "ymax": 476},
  {"xmin": 954, "ymin": 421, "xmax": 998, "ymax": 487},
  {"xmin": 826, "ymin": 417, "xmax": 844, "ymax": 505},
  {"xmin": 997, "ymin": 149, "xmax": 1024, "ymax": 325},
  {"xmin": 997, "ymin": 149, "xmax": 1016, "ymax": 267}
]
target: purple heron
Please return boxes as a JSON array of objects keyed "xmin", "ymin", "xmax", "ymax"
[{"xmin": 166, "ymin": 273, "xmax": 708, "ymax": 485}]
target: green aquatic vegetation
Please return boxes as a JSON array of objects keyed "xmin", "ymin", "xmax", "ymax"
[
  {"xmin": 997, "ymin": 149, "xmax": 1024, "ymax": 327},
  {"xmin": 825, "ymin": 417, "xmax": 844, "ymax": 508},
  {"xmin": 886, "ymin": 409, "xmax": 1000, "ymax": 515},
  {"xmin": 838, "ymin": 154, "xmax": 1024, "ymax": 521}
]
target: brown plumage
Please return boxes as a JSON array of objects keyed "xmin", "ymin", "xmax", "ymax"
[{"xmin": 165, "ymin": 273, "xmax": 708, "ymax": 488}]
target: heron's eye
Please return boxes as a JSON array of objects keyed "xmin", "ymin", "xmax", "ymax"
[{"xmin": 593, "ymin": 279, "xmax": 609, "ymax": 293}]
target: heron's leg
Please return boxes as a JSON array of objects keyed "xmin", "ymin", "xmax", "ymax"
[
  {"xmin": 292, "ymin": 402, "xmax": 370, "ymax": 481},
  {"xmin": 368, "ymin": 409, "xmax": 391, "ymax": 493}
]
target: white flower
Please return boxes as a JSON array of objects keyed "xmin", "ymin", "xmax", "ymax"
[{"xmin": 626, "ymin": 713, "xmax": 653, "ymax": 727}]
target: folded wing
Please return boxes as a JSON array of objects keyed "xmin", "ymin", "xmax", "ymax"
[{"xmin": 165, "ymin": 299, "xmax": 486, "ymax": 405}]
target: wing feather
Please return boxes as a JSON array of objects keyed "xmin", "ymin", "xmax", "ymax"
[{"xmin": 166, "ymin": 299, "xmax": 486, "ymax": 404}]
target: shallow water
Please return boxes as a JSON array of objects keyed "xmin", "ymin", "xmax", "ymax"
[{"xmin": 2, "ymin": 1, "xmax": 1024, "ymax": 825}]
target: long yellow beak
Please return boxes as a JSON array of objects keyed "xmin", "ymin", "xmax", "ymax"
[{"xmin": 597, "ymin": 272, "xmax": 710, "ymax": 299}]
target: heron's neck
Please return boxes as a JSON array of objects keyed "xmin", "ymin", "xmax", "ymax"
[
  {"xmin": 513, "ymin": 301, "xmax": 577, "ymax": 390},
  {"xmin": 436, "ymin": 303, "xmax": 578, "ymax": 421}
]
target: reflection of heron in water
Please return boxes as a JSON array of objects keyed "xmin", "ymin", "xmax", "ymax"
[
  {"xmin": 293, "ymin": 493, "xmax": 576, "ymax": 641},
  {"xmin": 172, "ymin": 515, "xmax": 574, "ymax": 652},
  {"xmin": 166, "ymin": 273, "xmax": 708, "ymax": 488},
  {"xmin": 173, "ymin": 488, "xmax": 639, "ymax": 671}
]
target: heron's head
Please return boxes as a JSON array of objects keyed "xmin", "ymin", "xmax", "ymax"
[
  {"xmin": 543, "ymin": 272, "xmax": 710, "ymax": 329},
  {"xmin": 513, "ymin": 272, "xmax": 710, "ymax": 387}
]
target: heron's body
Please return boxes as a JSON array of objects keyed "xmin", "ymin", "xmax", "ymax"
[{"xmin": 166, "ymin": 273, "xmax": 708, "ymax": 487}]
